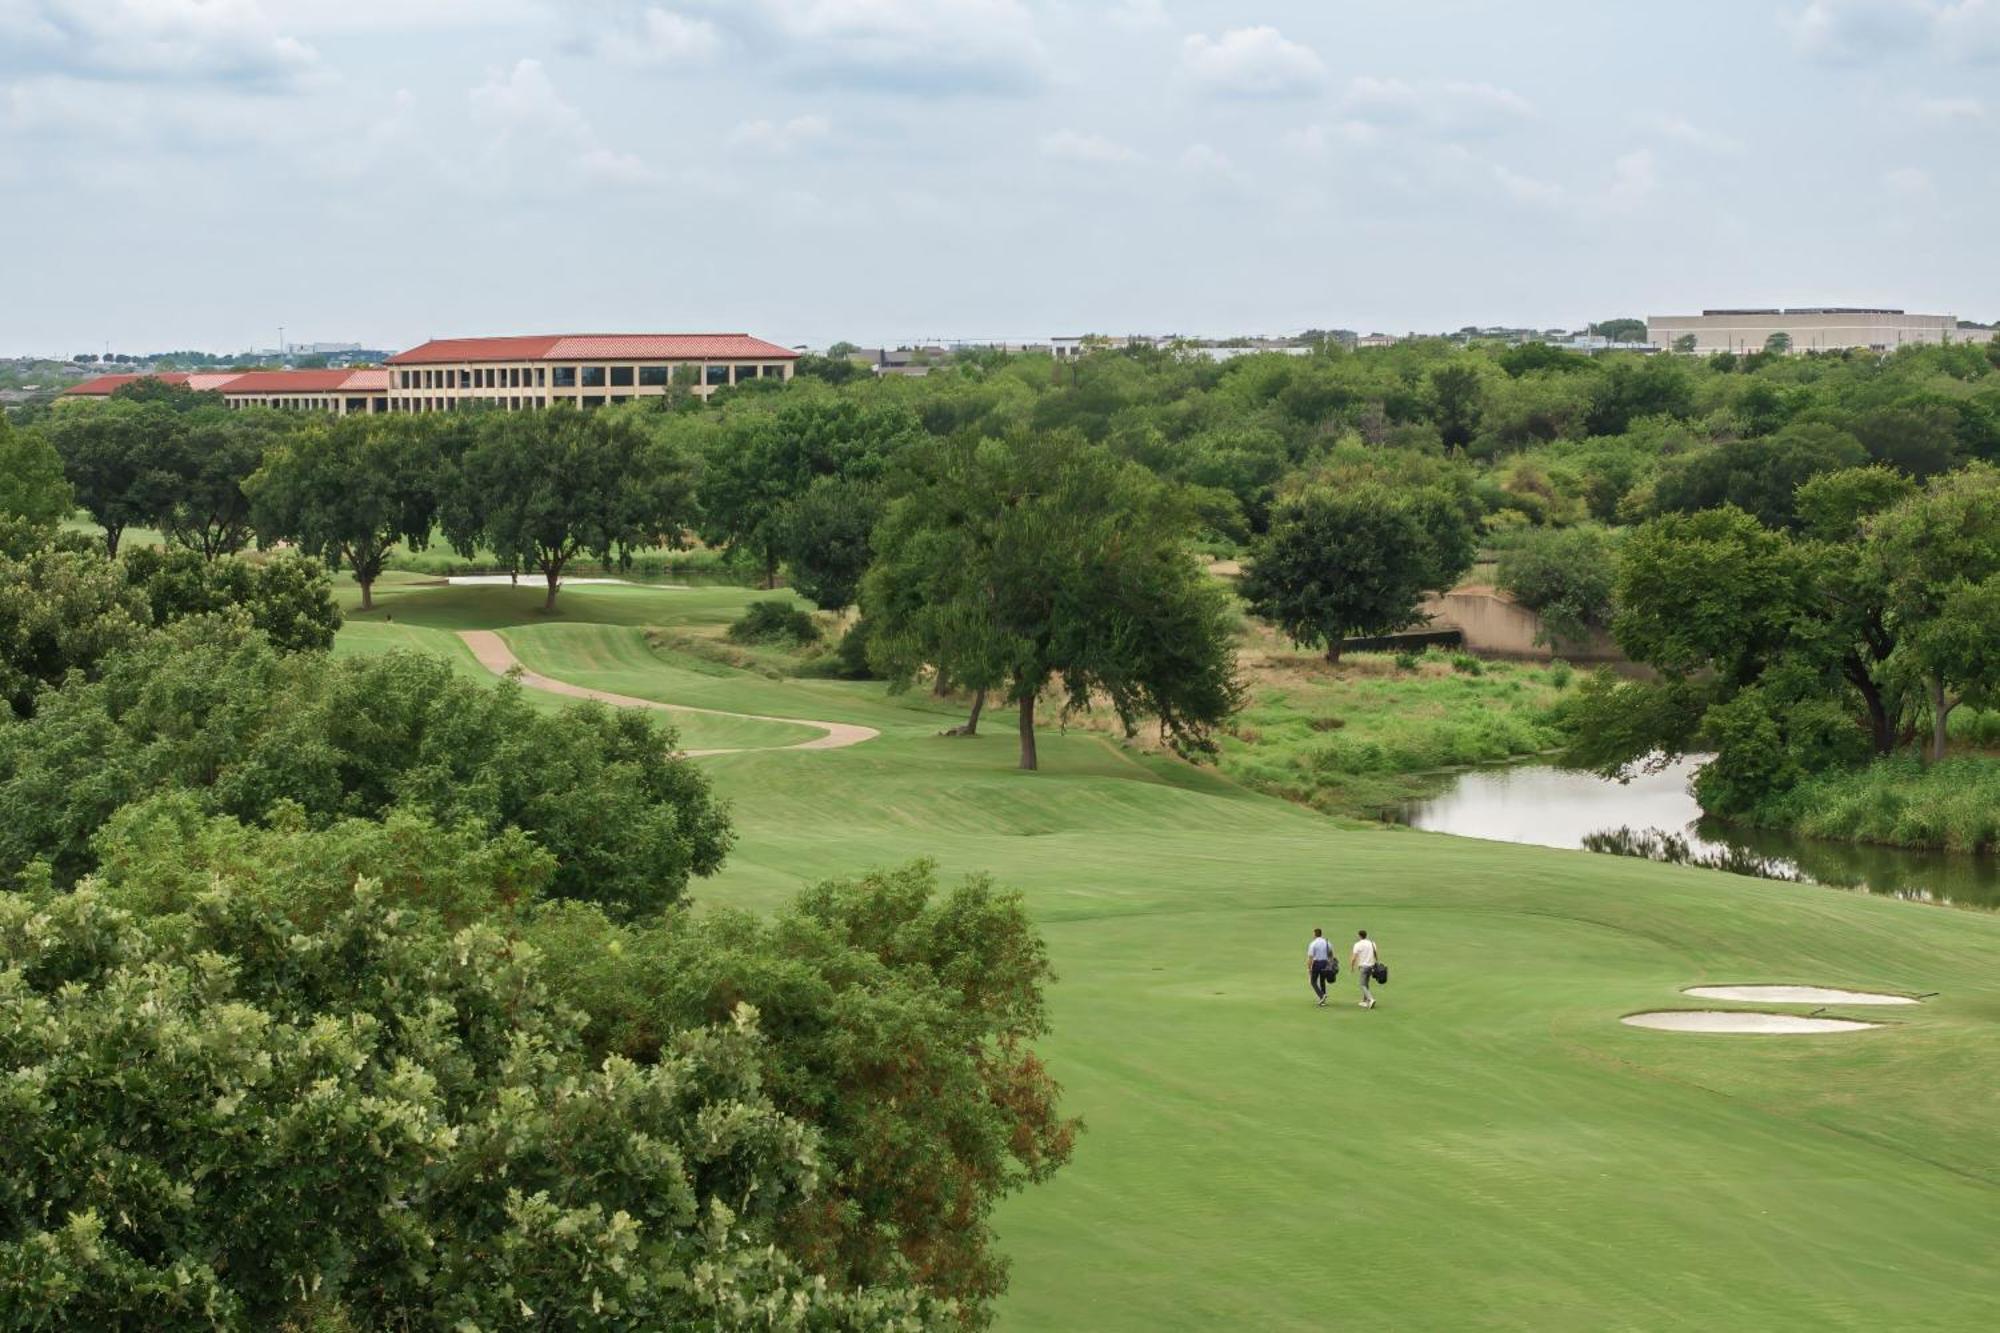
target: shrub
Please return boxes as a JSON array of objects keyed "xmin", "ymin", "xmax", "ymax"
[
  {"xmin": 1546, "ymin": 660, "xmax": 1574, "ymax": 690},
  {"xmin": 727, "ymin": 599, "xmax": 821, "ymax": 646},
  {"xmin": 1393, "ymin": 650, "xmax": 1421, "ymax": 671},
  {"xmin": 1494, "ymin": 524, "xmax": 1617, "ymax": 651},
  {"xmin": 0, "ymin": 620, "xmax": 731, "ymax": 915},
  {"xmin": 1450, "ymin": 652, "xmax": 1485, "ymax": 676},
  {"xmin": 0, "ymin": 865, "xmax": 938, "ymax": 1328},
  {"xmin": 834, "ymin": 616, "xmax": 878, "ymax": 678}
]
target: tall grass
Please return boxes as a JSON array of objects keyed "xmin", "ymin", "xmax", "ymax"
[
  {"xmin": 1760, "ymin": 756, "xmax": 2000, "ymax": 852},
  {"xmin": 1216, "ymin": 651, "xmax": 1571, "ymax": 816}
]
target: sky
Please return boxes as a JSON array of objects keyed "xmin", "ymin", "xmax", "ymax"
[{"xmin": 2, "ymin": 0, "xmax": 1997, "ymax": 356}]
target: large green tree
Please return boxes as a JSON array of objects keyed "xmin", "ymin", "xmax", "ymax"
[
  {"xmin": 1869, "ymin": 463, "xmax": 2000, "ymax": 761},
  {"xmin": 41, "ymin": 402, "xmax": 183, "ymax": 557},
  {"xmin": 248, "ymin": 415, "xmax": 439, "ymax": 611},
  {"xmin": 0, "ymin": 415, "xmax": 72, "ymax": 526},
  {"xmin": 1239, "ymin": 483, "xmax": 1476, "ymax": 662},
  {"xmin": 0, "ymin": 620, "xmax": 731, "ymax": 909},
  {"xmin": 865, "ymin": 432, "xmax": 1242, "ymax": 769},
  {"xmin": 534, "ymin": 861, "xmax": 1076, "ymax": 1327},
  {"xmin": 697, "ymin": 394, "xmax": 919, "ymax": 587},
  {"xmin": 155, "ymin": 408, "xmax": 272, "ymax": 560},
  {"xmin": 0, "ymin": 536, "xmax": 149, "ymax": 719},
  {"xmin": 445, "ymin": 408, "xmax": 697, "ymax": 612},
  {"xmin": 0, "ymin": 828, "xmax": 939, "ymax": 1329}
]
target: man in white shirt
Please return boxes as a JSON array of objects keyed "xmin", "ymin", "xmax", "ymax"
[
  {"xmin": 1351, "ymin": 930, "xmax": 1381, "ymax": 1009},
  {"xmin": 1306, "ymin": 929, "xmax": 1335, "ymax": 1007}
]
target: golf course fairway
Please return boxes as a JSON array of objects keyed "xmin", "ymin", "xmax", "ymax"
[{"xmin": 342, "ymin": 576, "xmax": 2000, "ymax": 1331}]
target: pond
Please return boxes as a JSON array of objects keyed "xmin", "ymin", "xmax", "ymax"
[{"xmin": 1396, "ymin": 756, "xmax": 2000, "ymax": 911}]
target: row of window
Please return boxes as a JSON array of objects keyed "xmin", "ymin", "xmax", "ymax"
[
  {"xmin": 396, "ymin": 363, "xmax": 790, "ymax": 390},
  {"xmin": 383, "ymin": 395, "xmax": 665, "ymax": 412},
  {"xmin": 225, "ymin": 396, "xmax": 388, "ymax": 413}
]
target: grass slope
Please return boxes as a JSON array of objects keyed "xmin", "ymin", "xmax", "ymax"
[{"xmin": 334, "ymin": 578, "xmax": 2000, "ymax": 1331}]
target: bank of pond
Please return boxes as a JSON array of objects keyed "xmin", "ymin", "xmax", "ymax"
[{"xmin": 1397, "ymin": 755, "xmax": 2000, "ymax": 911}]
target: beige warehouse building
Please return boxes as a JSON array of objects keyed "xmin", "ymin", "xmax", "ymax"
[
  {"xmin": 1647, "ymin": 308, "xmax": 1959, "ymax": 355},
  {"xmin": 384, "ymin": 333, "xmax": 796, "ymax": 411}
]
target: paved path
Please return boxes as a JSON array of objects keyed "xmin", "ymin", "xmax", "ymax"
[{"xmin": 458, "ymin": 630, "xmax": 880, "ymax": 757}]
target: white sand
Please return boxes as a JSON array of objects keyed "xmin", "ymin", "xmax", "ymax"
[
  {"xmin": 1684, "ymin": 985, "xmax": 1917, "ymax": 1006},
  {"xmin": 1621, "ymin": 1011, "xmax": 1878, "ymax": 1034}
]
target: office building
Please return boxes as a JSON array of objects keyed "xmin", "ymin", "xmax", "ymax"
[{"xmin": 1647, "ymin": 308, "xmax": 1959, "ymax": 355}]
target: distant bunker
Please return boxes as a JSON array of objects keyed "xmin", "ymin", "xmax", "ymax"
[
  {"xmin": 1683, "ymin": 985, "xmax": 1918, "ymax": 1006},
  {"xmin": 1621, "ymin": 1011, "xmax": 1880, "ymax": 1035}
]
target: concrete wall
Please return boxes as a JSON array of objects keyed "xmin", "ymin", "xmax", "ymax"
[{"xmin": 1420, "ymin": 588, "xmax": 1622, "ymax": 662}]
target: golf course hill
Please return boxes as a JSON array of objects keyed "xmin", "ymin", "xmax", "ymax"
[{"xmin": 340, "ymin": 572, "xmax": 2000, "ymax": 1332}]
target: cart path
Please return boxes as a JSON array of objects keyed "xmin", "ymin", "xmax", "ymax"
[{"xmin": 457, "ymin": 630, "xmax": 880, "ymax": 757}]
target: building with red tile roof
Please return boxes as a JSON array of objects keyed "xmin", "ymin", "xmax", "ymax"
[
  {"xmin": 384, "ymin": 333, "xmax": 798, "ymax": 411},
  {"xmin": 59, "ymin": 330, "xmax": 796, "ymax": 416}
]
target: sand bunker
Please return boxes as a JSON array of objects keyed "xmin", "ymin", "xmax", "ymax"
[
  {"xmin": 1622, "ymin": 1011, "xmax": 1879, "ymax": 1034},
  {"xmin": 1684, "ymin": 985, "xmax": 1917, "ymax": 1006}
]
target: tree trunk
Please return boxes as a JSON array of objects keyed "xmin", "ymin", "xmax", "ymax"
[
  {"xmin": 941, "ymin": 688, "xmax": 986, "ymax": 737},
  {"xmin": 543, "ymin": 566, "xmax": 561, "ymax": 613},
  {"xmin": 358, "ymin": 576, "xmax": 375, "ymax": 612},
  {"xmin": 764, "ymin": 553, "xmax": 778, "ymax": 591},
  {"xmin": 1017, "ymin": 692, "xmax": 1038, "ymax": 771},
  {"xmin": 1324, "ymin": 638, "xmax": 1344, "ymax": 664},
  {"xmin": 104, "ymin": 525, "xmax": 123, "ymax": 560},
  {"xmin": 1928, "ymin": 674, "xmax": 1955, "ymax": 764},
  {"xmin": 1844, "ymin": 659, "xmax": 1894, "ymax": 756}
]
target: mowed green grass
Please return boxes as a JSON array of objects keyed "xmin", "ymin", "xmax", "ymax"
[{"xmin": 333, "ymin": 579, "xmax": 2000, "ymax": 1330}]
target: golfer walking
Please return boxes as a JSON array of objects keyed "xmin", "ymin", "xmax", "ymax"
[
  {"xmin": 1306, "ymin": 928, "xmax": 1335, "ymax": 1006},
  {"xmin": 1351, "ymin": 930, "xmax": 1381, "ymax": 1009}
]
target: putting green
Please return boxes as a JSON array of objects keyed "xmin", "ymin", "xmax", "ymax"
[{"xmin": 333, "ymin": 578, "xmax": 2000, "ymax": 1330}]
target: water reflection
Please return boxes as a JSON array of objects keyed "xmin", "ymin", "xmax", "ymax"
[{"xmin": 1397, "ymin": 755, "xmax": 2000, "ymax": 911}]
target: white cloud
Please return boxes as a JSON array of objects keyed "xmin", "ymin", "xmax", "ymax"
[
  {"xmin": 1492, "ymin": 163, "xmax": 1563, "ymax": 207},
  {"xmin": 0, "ymin": 0, "xmax": 320, "ymax": 86},
  {"xmin": 1178, "ymin": 141, "xmax": 1236, "ymax": 177},
  {"xmin": 1039, "ymin": 128, "xmax": 1140, "ymax": 164},
  {"xmin": 1784, "ymin": 0, "xmax": 2000, "ymax": 64},
  {"xmin": 746, "ymin": 0, "xmax": 1049, "ymax": 94},
  {"xmin": 1917, "ymin": 94, "xmax": 1986, "ymax": 118},
  {"xmin": 1107, "ymin": 0, "xmax": 1170, "ymax": 30},
  {"xmin": 606, "ymin": 7, "xmax": 723, "ymax": 66},
  {"xmin": 468, "ymin": 59, "xmax": 653, "ymax": 185},
  {"xmin": 1648, "ymin": 114, "xmax": 1746, "ymax": 154},
  {"xmin": 1180, "ymin": 26, "xmax": 1325, "ymax": 98},
  {"xmin": 1284, "ymin": 120, "xmax": 1382, "ymax": 156},
  {"xmin": 1341, "ymin": 75, "xmax": 1535, "ymax": 134},
  {"xmin": 1934, "ymin": 0, "xmax": 2000, "ymax": 61},
  {"xmin": 1884, "ymin": 164, "xmax": 1934, "ymax": 193},
  {"xmin": 1603, "ymin": 148, "xmax": 1659, "ymax": 212},
  {"xmin": 729, "ymin": 113, "xmax": 831, "ymax": 152}
]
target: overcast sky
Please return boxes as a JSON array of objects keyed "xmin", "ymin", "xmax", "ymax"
[{"xmin": 2, "ymin": 0, "xmax": 1996, "ymax": 356}]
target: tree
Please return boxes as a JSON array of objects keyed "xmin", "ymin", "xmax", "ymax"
[
  {"xmin": 1426, "ymin": 363, "xmax": 1485, "ymax": 452},
  {"xmin": 1240, "ymin": 484, "xmax": 1476, "ymax": 663},
  {"xmin": 248, "ymin": 415, "xmax": 439, "ymax": 611},
  {"xmin": 1495, "ymin": 525, "xmax": 1618, "ymax": 650},
  {"xmin": 0, "ymin": 537, "xmax": 149, "ymax": 719},
  {"xmin": 41, "ymin": 402, "xmax": 183, "ymax": 557},
  {"xmin": 864, "ymin": 432, "xmax": 1242, "ymax": 769},
  {"xmin": 1869, "ymin": 464, "xmax": 2000, "ymax": 761},
  {"xmin": 1672, "ymin": 333, "xmax": 1698, "ymax": 354},
  {"xmin": 698, "ymin": 394, "xmax": 919, "ymax": 587},
  {"xmin": 154, "ymin": 409, "xmax": 275, "ymax": 560},
  {"xmin": 776, "ymin": 475, "xmax": 883, "ymax": 614},
  {"xmin": 1649, "ymin": 422, "xmax": 1868, "ymax": 530},
  {"xmin": 1765, "ymin": 330, "xmax": 1793, "ymax": 355},
  {"xmin": 534, "ymin": 861, "xmax": 1075, "ymax": 1327},
  {"xmin": 0, "ymin": 415, "xmax": 72, "ymax": 526},
  {"xmin": 0, "ymin": 835, "xmax": 938, "ymax": 1329},
  {"xmin": 1584, "ymin": 357, "xmax": 1695, "ymax": 435},
  {"xmin": 123, "ymin": 545, "xmax": 342, "ymax": 653},
  {"xmin": 0, "ymin": 621, "xmax": 732, "ymax": 909},
  {"xmin": 446, "ymin": 407, "xmax": 696, "ymax": 612},
  {"xmin": 1590, "ymin": 317, "xmax": 1647, "ymax": 343}
]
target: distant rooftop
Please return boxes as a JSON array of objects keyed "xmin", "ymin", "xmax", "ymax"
[{"xmin": 388, "ymin": 334, "xmax": 798, "ymax": 365}]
